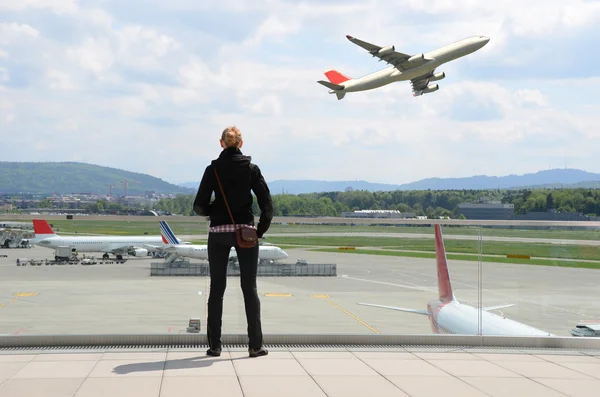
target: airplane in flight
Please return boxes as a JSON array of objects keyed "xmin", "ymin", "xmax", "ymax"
[
  {"xmin": 159, "ymin": 221, "xmax": 289, "ymax": 264},
  {"xmin": 318, "ymin": 35, "xmax": 490, "ymax": 99},
  {"xmin": 358, "ymin": 224, "xmax": 553, "ymax": 336},
  {"xmin": 31, "ymin": 219, "xmax": 167, "ymax": 260}
]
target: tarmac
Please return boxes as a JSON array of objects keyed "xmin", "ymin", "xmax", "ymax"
[{"xmin": 1, "ymin": 245, "xmax": 599, "ymax": 337}]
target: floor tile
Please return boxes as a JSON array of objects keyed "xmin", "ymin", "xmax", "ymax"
[
  {"xmin": 0, "ymin": 355, "xmax": 35, "ymax": 363},
  {"xmin": 462, "ymin": 377, "xmax": 567, "ymax": 397},
  {"xmin": 102, "ymin": 352, "xmax": 167, "ymax": 361},
  {"xmin": 292, "ymin": 351, "xmax": 356, "ymax": 359},
  {"xmin": 474, "ymin": 353, "xmax": 545, "ymax": 362},
  {"xmin": 428, "ymin": 359, "xmax": 520, "ymax": 378},
  {"xmin": 233, "ymin": 358, "xmax": 308, "ymax": 376},
  {"xmin": 12, "ymin": 361, "xmax": 97, "ymax": 379},
  {"xmin": 352, "ymin": 352, "xmax": 419, "ymax": 360},
  {"xmin": 166, "ymin": 351, "xmax": 232, "ymax": 360},
  {"xmin": 299, "ymin": 358, "xmax": 379, "ymax": 376},
  {"xmin": 239, "ymin": 375, "xmax": 327, "ymax": 397},
  {"xmin": 494, "ymin": 360, "xmax": 593, "ymax": 379},
  {"xmin": 537, "ymin": 354, "xmax": 600, "ymax": 364},
  {"xmin": 387, "ymin": 376, "xmax": 489, "ymax": 397},
  {"xmin": 0, "ymin": 378, "xmax": 84, "ymax": 397},
  {"xmin": 32, "ymin": 353, "xmax": 102, "ymax": 362},
  {"xmin": 74, "ymin": 377, "xmax": 162, "ymax": 397},
  {"xmin": 230, "ymin": 351, "xmax": 293, "ymax": 359},
  {"xmin": 413, "ymin": 352, "xmax": 480, "ymax": 360},
  {"xmin": 362, "ymin": 359, "xmax": 451, "ymax": 377},
  {"xmin": 314, "ymin": 375, "xmax": 409, "ymax": 397},
  {"xmin": 163, "ymin": 359, "xmax": 236, "ymax": 377},
  {"xmin": 0, "ymin": 363, "xmax": 28, "ymax": 383},
  {"xmin": 89, "ymin": 360, "xmax": 164, "ymax": 377},
  {"xmin": 534, "ymin": 378, "xmax": 600, "ymax": 397},
  {"xmin": 560, "ymin": 363, "xmax": 600, "ymax": 379},
  {"xmin": 160, "ymin": 376, "xmax": 243, "ymax": 397}
]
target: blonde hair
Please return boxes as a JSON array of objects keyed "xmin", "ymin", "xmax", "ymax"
[{"xmin": 221, "ymin": 126, "xmax": 242, "ymax": 148}]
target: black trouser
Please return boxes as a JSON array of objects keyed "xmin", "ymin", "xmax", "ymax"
[{"xmin": 206, "ymin": 232, "xmax": 263, "ymax": 350}]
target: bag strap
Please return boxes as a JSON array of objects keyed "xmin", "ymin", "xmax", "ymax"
[{"xmin": 213, "ymin": 167, "xmax": 237, "ymax": 228}]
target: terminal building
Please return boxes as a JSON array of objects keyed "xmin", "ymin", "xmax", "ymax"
[{"xmin": 457, "ymin": 199, "xmax": 514, "ymax": 220}]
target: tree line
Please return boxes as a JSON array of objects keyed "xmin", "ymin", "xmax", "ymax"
[{"xmin": 143, "ymin": 188, "xmax": 600, "ymax": 218}]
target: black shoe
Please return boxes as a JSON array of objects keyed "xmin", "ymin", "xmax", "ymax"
[
  {"xmin": 206, "ymin": 348, "xmax": 221, "ymax": 357},
  {"xmin": 248, "ymin": 347, "xmax": 268, "ymax": 358}
]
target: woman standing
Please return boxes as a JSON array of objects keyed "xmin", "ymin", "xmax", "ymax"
[{"xmin": 193, "ymin": 126, "xmax": 273, "ymax": 358}]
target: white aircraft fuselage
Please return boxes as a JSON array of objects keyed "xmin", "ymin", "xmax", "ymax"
[
  {"xmin": 427, "ymin": 300, "xmax": 552, "ymax": 336},
  {"xmin": 343, "ymin": 36, "xmax": 489, "ymax": 93},
  {"xmin": 34, "ymin": 235, "xmax": 165, "ymax": 256},
  {"xmin": 166, "ymin": 244, "xmax": 289, "ymax": 262}
]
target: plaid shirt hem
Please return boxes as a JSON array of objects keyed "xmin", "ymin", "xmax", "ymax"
[{"xmin": 209, "ymin": 224, "xmax": 256, "ymax": 233}]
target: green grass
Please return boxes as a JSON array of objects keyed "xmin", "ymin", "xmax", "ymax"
[
  {"xmin": 311, "ymin": 248, "xmax": 600, "ymax": 270},
  {"xmin": 47, "ymin": 219, "xmax": 208, "ymax": 236},
  {"xmin": 266, "ymin": 223, "xmax": 600, "ymax": 241},
  {"xmin": 20, "ymin": 218, "xmax": 600, "ymax": 241},
  {"xmin": 264, "ymin": 236, "xmax": 600, "ymax": 261}
]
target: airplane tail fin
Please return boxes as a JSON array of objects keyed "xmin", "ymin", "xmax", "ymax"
[
  {"xmin": 159, "ymin": 221, "xmax": 180, "ymax": 246},
  {"xmin": 324, "ymin": 69, "xmax": 351, "ymax": 85},
  {"xmin": 32, "ymin": 219, "xmax": 57, "ymax": 237},
  {"xmin": 434, "ymin": 224, "xmax": 455, "ymax": 302}
]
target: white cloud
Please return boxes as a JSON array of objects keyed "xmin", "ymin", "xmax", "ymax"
[
  {"xmin": 66, "ymin": 37, "xmax": 114, "ymax": 75},
  {"xmin": 0, "ymin": 22, "xmax": 40, "ymax": 45},
  {"xmin": 514, "ymin": 89, "xmax": 547, "ymax": 107},
  {"xmin": 0, "ymin": 0, "xmax": 78, "ymax": 14},
  {"xmin": 46, "ymin": 70, "xmax": 77, "ymax": 91}
]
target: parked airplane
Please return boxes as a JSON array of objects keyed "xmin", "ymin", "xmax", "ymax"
[
  {"xmin": 318, "ymin": 35, "xmax": 489, "ymax": 100},
  {"xmin": 31, "ymin": 219, "xmax": 167, "ymax": 260},
  {"xmin": 159, "ymin": 221, "xmax": 289, "ymax": 264},
  {"xmin": 358, "ymin": 225, "xmax": 553, "ymax": 336}
]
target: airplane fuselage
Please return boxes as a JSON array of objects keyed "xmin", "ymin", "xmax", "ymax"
[
  {"xmin": 342, "ymin": 36, "xmax": 489, "ymax": 93},
  {"xmin": 33, "ymin": 235, "xmax": 166, "ymax": 254},
  {"xmin": 428, "ymin": 300, "xmax": 552, "ymax": 336},
  {"xmin": 166, "ymin": 244, "xmax": 289, "ymax": 261}
]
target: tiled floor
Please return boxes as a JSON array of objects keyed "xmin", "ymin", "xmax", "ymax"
[{"xmin": 0, "ymin": 348, "xmax": 599, "ymax": 396}]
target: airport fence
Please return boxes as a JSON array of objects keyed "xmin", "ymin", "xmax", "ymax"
[{"xmin": 149, "ymin": 262, "xmax": 337, "ymax": 277}]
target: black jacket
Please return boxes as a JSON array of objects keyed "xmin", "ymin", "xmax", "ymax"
[{"xmin": 193, "ymin": 147, "xmax": 273, "ymax": 238}]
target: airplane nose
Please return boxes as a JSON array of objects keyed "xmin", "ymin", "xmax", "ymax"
[
  {"xmin": 481, "ymin": 36, "xmax": 490, "ymax": 44},
  {"xmin": 280, "ymin": 249, "xmax": 288, "ymax": 258}
]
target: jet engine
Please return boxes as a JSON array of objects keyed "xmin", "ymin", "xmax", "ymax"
[
  {"xmin": 378, "ymin": 46, "xmax": 395, "ymax": 55},
  {"xmin": 131, "ymin": 248, "xmax": 148, "ymax": 257},
  {"xmin": 407, "ymin": 53, "xmax": 424, "ymax": 62},
  {"xmin": 422, "ymin": 83, "xmax": 439, "ymax": 94},
  {"xmin": 429, "ymin": 72, "xmax": 445, "ymax": 82}
]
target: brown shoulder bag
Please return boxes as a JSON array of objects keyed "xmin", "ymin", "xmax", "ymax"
[{"xmin": 213, "ymin": 168, "xmax": 258, "ymax": 248}]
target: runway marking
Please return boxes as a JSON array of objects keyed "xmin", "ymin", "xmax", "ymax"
[
  {"xmin": 340, "ymin": 275, "xmax": 433, "ymax": 292},
  {"xmin": 310, "ymin": 294, "xmax": 330, "ymax": 298},
  {"xmin": 0, "ymin": 304, "xmax": 5, "ymax": 309},
  {"xmin": 326, "ymin": 300, "xmax": 380, "ymax": 334},
  {"xmin": 264, "ymin": 293, "xmax": 292, "ymax": 297},
  {"xmin": 13, "ymin": 328, "xmax": 24, "ymax": 335},
  {"xmin": 9, "ymin": 298, "xmax": 19, "ymax": 304},
  {"xmin": 14, "ymin": 292, "xmax": 39, "ymax": 297}
]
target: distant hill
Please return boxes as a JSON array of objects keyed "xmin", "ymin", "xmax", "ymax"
[
  {"xmin": 203, "ymin": 169, "xmax": 600, "ymax": 194},
  {"xmin": 0, "ymin": 162, "xmax": 193, "ymax": 195},
  {"xmin": 398, "ymin": 169, "xmax": 600, "ymax": 191}
]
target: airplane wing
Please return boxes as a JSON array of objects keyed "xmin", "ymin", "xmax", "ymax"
[
  {"xmin": 357, "ymin": 303, "xmax": 430, "ymax": 316},
  {"xmin": 482, "ymin": 304, "xmax": 515, "ymax": 311},
  {"xmin": 410, "ymin": 72, "xmax": 434, "ymax": 94},
  {"xmin": 346, "ymin": 35, "xmax": 430, "ymax": 71}
]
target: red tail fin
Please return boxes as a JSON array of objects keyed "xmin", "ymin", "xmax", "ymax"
[
  {"xmin": 324, "ymin": 70, "xmax": 350, "ymax": 85},
  {"xmin": 32, "ymin": 219, "xmax": 56, "ymax": 235},
  {"xmin": 434, "ymin": 224, "xmax": 454, "ymax": 302}
]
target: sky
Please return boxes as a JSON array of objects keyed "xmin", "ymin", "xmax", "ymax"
[{"xmin": 1, "ymin": 0, "xmax": 599, "ymax": 186}]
